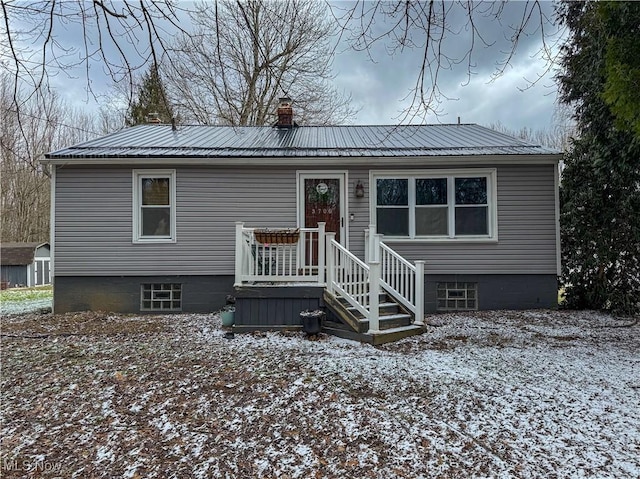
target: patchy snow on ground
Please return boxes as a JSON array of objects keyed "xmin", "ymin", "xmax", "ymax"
[
  {"xmin": 0, "ymin": 298, "xmax": 52, "ymax": 315},
  {"xmin": 0, "ymin": 287, "xmax": 52, "ymax": 315},
  {"xmin": 1, "ymin": 309, "xmax": 638, "ymax": 478}
]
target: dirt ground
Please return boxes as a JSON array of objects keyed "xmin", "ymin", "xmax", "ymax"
[{"xmin": 1, "ymin": 309, "xmax": 638, "ymax": 478}]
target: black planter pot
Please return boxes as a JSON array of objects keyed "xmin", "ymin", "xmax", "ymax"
[{"xmin": 300, "ymin": 310, "xmax": 325, "ymax": 335}]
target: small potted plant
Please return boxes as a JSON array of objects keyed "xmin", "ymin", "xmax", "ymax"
[{"xmin": 299, "ymin": 309, "xmax": 325, "ymax": 336}]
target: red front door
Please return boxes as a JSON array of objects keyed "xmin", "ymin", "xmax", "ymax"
[
  {"xmin": 303, "ymin": 177, "xmax": 342, "ymax": 266},
  {"xmin": 304, "ymin": 177, "xmax": 341, "ymax": 240}
]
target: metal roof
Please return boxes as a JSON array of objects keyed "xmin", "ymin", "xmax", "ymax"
[{"xmin": 46, "ymin": 123, "xmax": 559, "ymax": 160}]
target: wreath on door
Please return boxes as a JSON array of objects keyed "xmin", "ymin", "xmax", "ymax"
[{"xmin": 307, "ymin": 181, "xmax": 335, "ymax": 205}]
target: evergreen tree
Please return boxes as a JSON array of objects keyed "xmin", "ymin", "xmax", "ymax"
[
  {"xmin": 126, "ymin": 64, "xmax": 174, "ymax": 126},
  {"xmin": 557, "ymin": 1, "xmax": 640, "ymax": 315},
  {"xmin": 600, "ymin": 2, "xmax": 640, "ymax": 137}
]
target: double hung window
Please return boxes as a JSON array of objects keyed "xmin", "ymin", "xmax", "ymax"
[
  {"xmin": 374, "ymin": 170, "xmax": 496, "ymax": 240},
  {"xmin": 133, "ymin": 170, "xmax": 176, "ymax": 243}
]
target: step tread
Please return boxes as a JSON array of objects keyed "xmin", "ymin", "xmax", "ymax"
[
  {"xmin": 360, "ymin": 315, "xmax": 412, "ymax": 331},
  {"xmin": 347, "ymin": 302, "xmax": 397, "ymax": 311},
  {"xmin": 377, "ymin": 313, "xmax": 412, "ymax": 321},
  {"xmin": 337, "ymin": 293, "xmax": 387, "ymax": 302},
  {"xmin": 370, "ymin": 324, "xmax": 424, "ymax": 334}
]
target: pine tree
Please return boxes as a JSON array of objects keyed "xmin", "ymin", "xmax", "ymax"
[
  {"xmin": 126, "ymin": 64, "xmax": 175, "ymax": 126},
  {"xmin": 557, "ymin": 1, "xmax": 640, "ymax": 315}
]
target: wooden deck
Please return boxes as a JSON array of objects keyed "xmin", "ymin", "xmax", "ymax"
[{"xmin": 233, "ymin": 222, "xmax": 426, "ymax": 343}]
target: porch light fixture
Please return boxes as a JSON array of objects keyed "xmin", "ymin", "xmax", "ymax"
[{"xmin": 355, "ymin": 180, "xmax": 365, "ymax": 198}]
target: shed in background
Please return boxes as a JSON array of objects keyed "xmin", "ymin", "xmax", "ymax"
[{"xmin": 0, "ymin": 242, "xmax": 51, "ymax": 288}]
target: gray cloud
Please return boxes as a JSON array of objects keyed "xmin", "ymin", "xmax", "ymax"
[{"xmin": 331, "ymin": 0, "xmax": 562, "ymax": 131}]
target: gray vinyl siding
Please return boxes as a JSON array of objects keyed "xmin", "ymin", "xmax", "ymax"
[
  {"xmin": 346, "ymin": 167, "xmax": 371, "ymax": 259},
  {"xmin": 55, "ymin": 166, "xmax": 298, "ymax": 276},
  {"xmin": 54, "ymin": 163, "xmax": 557, "ymax": 276}
]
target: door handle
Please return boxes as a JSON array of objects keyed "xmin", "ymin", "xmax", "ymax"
[{"xmin": 341, "ymin": 217, "xmax": 344, "ymax": 227}]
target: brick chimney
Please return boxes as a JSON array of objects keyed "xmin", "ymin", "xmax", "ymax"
[
  {"xmin": 147, "ymin": 112, "xmax": 161, "ymax": 124},
  {"xmin": 276, "ymin": 97, "xmax": 293, "ymax": 128}
]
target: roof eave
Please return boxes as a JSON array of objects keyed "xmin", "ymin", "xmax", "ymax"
[{"xmin": 41, "ymin": 153, "xmax": 561, "ymax": 167}]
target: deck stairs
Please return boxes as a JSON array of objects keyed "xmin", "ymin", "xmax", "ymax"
[
  {"xmin": 322, "ymin": 289, "xmax": 425, "ymax": 345},
  {"xmin": 235, "ymin": 222, "xmax": 426, "ymax": 344}
]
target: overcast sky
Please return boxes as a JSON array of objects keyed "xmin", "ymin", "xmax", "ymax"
[
  {"xmin": 334, "ymin": 40, "xmax": 560, "ymax": 130},
  {"xmin": 329, "ymin": 0, "xmax": 563, "ymax": 130},
  {"xmin": 44, "ymin": 0, "xmax": 563, "ymax": 133}
]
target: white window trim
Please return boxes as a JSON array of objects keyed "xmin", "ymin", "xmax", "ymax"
[
  {"xmin": 132, "ymin": 169, "xmax": 177, "ymax": 243},
  {"xmin": 370, "ymin": 168, "xmax": 498, "ymax": 243}
]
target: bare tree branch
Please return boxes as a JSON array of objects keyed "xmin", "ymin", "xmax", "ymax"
[
  {"xmin": 165, "ymin": 0, "xmax": 357, "ymax": 126},
  {"xmin": 1, "ymin": 0, "xmax": 564, "ymax": 133}
]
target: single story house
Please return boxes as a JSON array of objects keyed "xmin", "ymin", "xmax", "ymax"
[
  {"xmin": 43, "ymin": 100, "xmax": 561, "ymax": 343},
  {"xmin": 1, "ymin": 242, "xmax": 51, "ymax": 288}
]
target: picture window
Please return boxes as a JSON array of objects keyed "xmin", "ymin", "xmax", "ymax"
[{"xmin": 373, "ymin": 170, "xmax": 496, "ymax": 240}]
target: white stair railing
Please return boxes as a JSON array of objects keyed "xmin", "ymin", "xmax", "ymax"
[
  {"xmin": 367, "ymin": 225, "xmax": 425, "ymax": 326},
  {"xmin": 379, "ymin": 242, "xmax": 425, "ymax": 326},
  {"xmin": 326, "ymin": 233, "xmax": 375, "ymax": 324}
]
